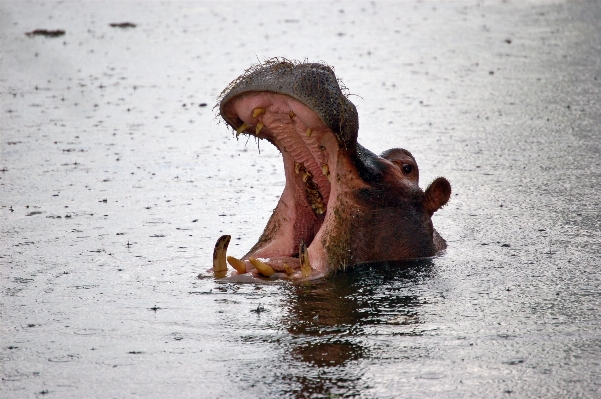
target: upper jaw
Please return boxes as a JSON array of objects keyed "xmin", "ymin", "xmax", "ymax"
[
  {"xmin": 222, "ymin": 91, "xmax": 338, "ymax": 216},
  {"xmin": 218, "ymin": 59, "xmax": 359, "ymax": 149},
  {"xmin": 224, "ymin": 94, "xmax": 341, "ymax": 268},
  {"xmin": 216, "ymin": 60, "xmax": 361, "ymax": 279}
]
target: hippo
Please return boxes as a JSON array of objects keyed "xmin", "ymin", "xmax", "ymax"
[{"xmin": 212, "ymin": 59, "xmax": 451, "ymax": 280}]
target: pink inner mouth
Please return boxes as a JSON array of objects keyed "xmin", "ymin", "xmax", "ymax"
[{"xmin": 222, "ymin": 92, "xmax": 343, "ymax": 274}]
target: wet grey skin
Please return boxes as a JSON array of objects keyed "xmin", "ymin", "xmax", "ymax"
[
  {"xmin": 219, "ymin": 60, "xmax": 359, "ymax": 149},
  {"xmin": 216, "ymin": 59, "xmax": 451, "ymax": 279}
]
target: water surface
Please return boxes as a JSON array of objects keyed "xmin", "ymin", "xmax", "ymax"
[{"xmin": 1, "ymin": 1, "xmax": 600, "ymax": 397}]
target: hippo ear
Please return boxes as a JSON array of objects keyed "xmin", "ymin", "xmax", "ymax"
[{"xmin": 424, "ymin": 177, "xmax": 451, "ymax": 215}]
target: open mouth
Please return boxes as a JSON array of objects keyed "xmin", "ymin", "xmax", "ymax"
[
  {"xmin": 212, "ymin": 60, "xmax": 451, "ymax": 280},
  {"xmin": 212, "ymin": 60, "xmax": 362, "ymax": 279},
  {"xmin": 218, "ymin": 92, "xmax": 340, "ymax": 277}
]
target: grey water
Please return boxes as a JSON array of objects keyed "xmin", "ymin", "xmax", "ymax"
[{"xmin": 1, "ymin": 1, "xmax": 600, "ymax": 398}]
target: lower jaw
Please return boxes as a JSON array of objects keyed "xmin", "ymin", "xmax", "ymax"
[
  {"xmin": 222, "ymin": 254, "xmax": 325, "ymax": 281},
  {"xmin": 240, "ymin": 157, "xmax": 331, "ymax": 273},
  {"xmin": 213, "ymin": 135, "xmax": 337, "ymax": 280},
  {"xmin": 212, "ymin": 232, "xmax": 330, "ymax": 281}
]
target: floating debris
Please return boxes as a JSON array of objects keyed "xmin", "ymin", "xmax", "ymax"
[
  {"xmin": 25, "ymin": 29, "xmax": 65, "ymax": 37},
  {"xmin": 109, "ymin": 22, "xmax": 136, "ymax": 28}
]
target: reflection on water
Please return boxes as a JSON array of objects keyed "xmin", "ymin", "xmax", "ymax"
[{"xmin": 278, "ymin": 260, "xmax": 434, "ymax": 397}]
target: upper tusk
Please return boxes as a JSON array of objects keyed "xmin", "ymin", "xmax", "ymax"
[{"xmin": 252, "ymin": 107, "xmax": 266, "ymax": 118}]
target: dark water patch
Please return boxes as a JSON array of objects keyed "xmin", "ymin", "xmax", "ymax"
[
  {"xmin": 73, "ymin": 328, "xmax": 103, "ymax": 336},
  {"xmin": 1, "ymin": 371, "xmax": 31, "ymax": 381},
  {"xmin": 73, "ymin": 285, "xmax": 98, "ymax": 290},
  {"xmin": 13, "ymin": 242, "xmax": 35, "ymax": 247},
  {"xmin": 25, "ymin": 29, "xmax": 65, "ymax": 37},
  {"xmin": 291, "ymin": 340, "xmax": 366, "ymax": 368},
  {"xmin": 504, "ymin": 358, "xmax": 526, "ymax": 366},
  {"xmin": 14, "ymin": 277, "xmax": 34, "ymax": 283},
  {"xmin": 109, "ymin": 22, "xmax": 136, "ymax": 29},
  {"xmin": 48, "ymin": 354, "xmax": 80, "ymax": 362}
]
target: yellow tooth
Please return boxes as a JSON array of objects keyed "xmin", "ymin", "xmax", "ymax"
[
  {"xmin": 252, "ymin": 107, "xmax": 266, "ymax": 118},
  {"xmin": 236, "ymin": 123, "xmax": 250, "ymax": 137},
  {"xmin": 299, "ymin": 241, "xmax": 311, "ymax": 278},
  {"xmin": 321, "ymin": 164, "xmax": 330, "ymax": 180},
  {"xmin": 289, "ymin": 111, "xmax": 296, "ymax": 119},
  {"xmin": 295, "ymin": 162, "xmax": 303, "ymax": 175},
  {"xmin": 306, "ymin": 128, "xmax": 312, "ymax": 138},
  {"xmin": 249, "ymin": 257, "xmax": 275, "ymax": 277},
  {"xmin": 212, "ymin": 235, "xmax": 231, "ymax": 278},
  {"xmin": 303, "ymin": 170, "xmax": 313, "ymax": 183},
  {"xmin": 283, "ymin": 262, "xmax": 294, "ymax": 275},
  {"xmin": 227, "ymin": 256, "xmax": 247, "ymax": 274},
  {"xmin": 255, "ymin": 122, "xmax": 264, "ymax": 135},
  {"xmin": 315, "ymin": 205, "xmax": 325, "ymax": 215}
]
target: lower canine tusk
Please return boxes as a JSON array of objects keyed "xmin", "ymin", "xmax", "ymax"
[
  {"xmin": 249, "ymin": 257, "xmax": 275, "ymax": 277},
  {"xmin": 236, "ymin": 123, "xmax": 250, "ymax": 136},
  {"xmin": 255, "ymin": 122, "xmax": 264, "ymax": 135},
  {"xmin": 227, "ymin": 256, "xmax": 247, "ymax": 274},
  {"xmin": 213, "ymin": 235, "xmax": 231, "ymax": 277},
  {"xmin": 299, "ymin": 241, "xmax": 311, "ymax": 277}
]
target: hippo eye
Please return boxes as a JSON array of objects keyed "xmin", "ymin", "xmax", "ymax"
[{"xmin": 402, "ymin": 164, "xmax": 413, "ymax": 174}]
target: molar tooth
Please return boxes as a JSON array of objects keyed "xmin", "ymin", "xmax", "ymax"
[
  {"xmin": 295, "ymin": 162, "xmax": 303, "ymax": 174},
  {"xmin": 283, "ymin": 262, "xmax": 294, "ymax": 275},
  {"xmin": 236, "ymin": 123, "xmax": 250, "ymax": 137},
  {"xmin": 252, "ymin": 107, "xmax": 266, "ymax": 118},
  {"xmin": 212, "ymin": 235, "xmax": 231, "ymax": 278},
  {"xmin": 249, "ymin": 257, "xmax": 275, "ymax": 277},
  {"xmin": 299, "ymin": 241, "xmax": 311, "ymax": 278},
  {"xmin": 255, "ymin": 122, "xmax": 264, "ymax": 135},
  {"xmin": 302, "ymin": 170, "xmax": 313, "ymax": 183},
  {"xmin": 306, "ymin": 182, "xmax": 318, "ymax": 191},
  {"xmin": 306, "ymin": 128, "xmax": 312, "ymax": 138},
  {"xmin": 227, "ymin": 256, "xmax": 247, "ymax": 274},
  {"xmin": 321, "ymin": 164, "xmax": 330, "ymax": 180}
]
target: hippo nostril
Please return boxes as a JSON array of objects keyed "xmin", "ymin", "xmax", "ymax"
[{"xmin": 402, "ymin": 164, "xmax": 413, "ymax": 174}]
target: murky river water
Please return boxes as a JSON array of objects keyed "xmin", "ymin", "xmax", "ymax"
[{"xmin": 1, "ymin": 1, "xmax": 600, "ymax": 398}]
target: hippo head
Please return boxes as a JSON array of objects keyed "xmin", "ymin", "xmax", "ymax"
[{"xmin": 213, "ymin": 59, "xmax": 451, "ymax": 280}]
